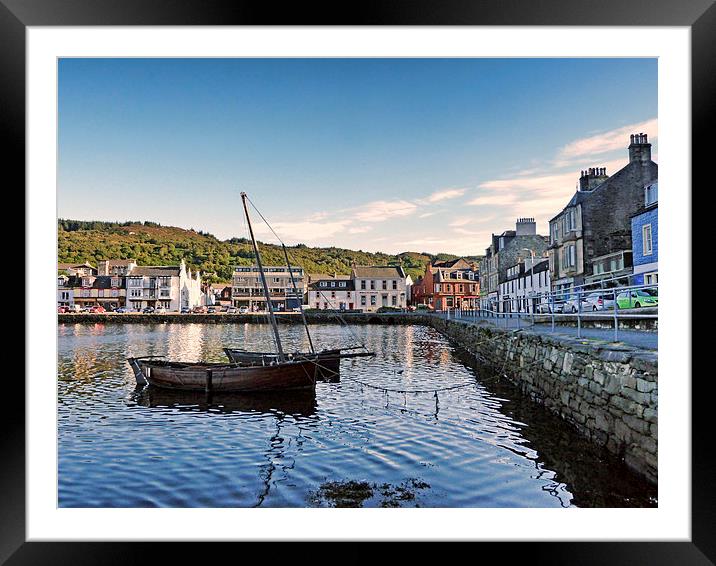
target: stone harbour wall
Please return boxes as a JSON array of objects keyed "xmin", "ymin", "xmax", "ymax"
[{"xmin": 431, "ymin": 318, "xmax": 658, "ymax": 484}]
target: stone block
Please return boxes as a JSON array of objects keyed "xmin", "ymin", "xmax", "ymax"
[{"xmin": 636, "ymin": 378, "xmax": 656, "ymax": 393}]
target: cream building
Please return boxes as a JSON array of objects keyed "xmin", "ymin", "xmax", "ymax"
[{"xmin": 352, "ymin": 266, "xmax": 408, "ymax": 312}]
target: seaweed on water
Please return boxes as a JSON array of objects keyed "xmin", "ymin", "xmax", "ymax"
[{"xmin": 310, "ymin": 478, "xmax": 430, "ymax": 508}]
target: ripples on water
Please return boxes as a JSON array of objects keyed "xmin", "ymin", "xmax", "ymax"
[{"xmin": 58, "ymin": 323, "xmax": 657, "ymax": 508}]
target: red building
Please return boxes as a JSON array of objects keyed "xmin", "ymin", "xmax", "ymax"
[{"xmin": 412, "ymin": 258, "xmax": 480, "ymax": 310}]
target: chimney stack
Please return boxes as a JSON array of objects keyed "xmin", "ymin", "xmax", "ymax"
[
  {"xmin": 628, "ymin": 132, "xmax": 652, "ymax": 163},
  {"xmin": 579, "ymin": 166, "xmax": 609, "ymax": 191},
  {"xmin": 515, "ymin": 217, "xmax": 536, "ymax": 235}
]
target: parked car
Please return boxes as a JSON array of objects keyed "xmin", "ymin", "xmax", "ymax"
[
  {"xmin": 88, "ymin": 305, "xmax": 106, "ymax": 313},
  {"xmin": 114, "ymin": 307, "xmax": 129, "ymax": 313},
  {"xmin": 192, "ymin": 306, "xmax": 207, "ymax": 314},
  {"xmin": 238, "ymin": 306, "xmax": 249, "ymax": 314},
  {"xmin": 180, "ymin": 307, "xmax": 191, "ymax": 314},
  {"xmin": 207, "ymin": 306, "xmax": 217, "ymax": 314},
  {"xmin": 58, "ymin": 305, "xmax": 69, "ymax": 313},
  {"xmin": 155, "ymin": 307, "xmax": 167, "ymax": 314},
  {"xmin": 142, "ymin": 306, "xmax": 155, "ymax": 314},
  {"xmin": 535, "ymin": 302, "xmax": 557, "ymax": 313},
  {"xmin": 585, "ymin": 292, "xmax": 616, "ymax": 311},
  {"xmin": 616, "ymin": 290, "xmax": 658, "ymax": 309},
  {"xmin": 560, "ymin": 296, "xmax": 592, "ymax": 313},
  {"xmin": 226, "ymin": 306, "xmax": 238, "ymax": 314}
]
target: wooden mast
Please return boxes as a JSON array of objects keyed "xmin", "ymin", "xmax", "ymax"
[
  {"xmin": 241, "ymin": 192, "xmax": 285, "ymax": 362},
  {"xmin": 281, "ymin": 243, "xmax": 315, "ymax": 354}
]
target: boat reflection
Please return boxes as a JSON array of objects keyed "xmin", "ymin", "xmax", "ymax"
[{"xmin": 132, "ymin": 386, "xmax": 318, "ymax": 417}]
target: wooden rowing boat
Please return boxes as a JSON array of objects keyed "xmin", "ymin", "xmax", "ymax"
[
  {"xmin": 127, "ymin": 356, "xmax": 319, "ymax": 392},
  {"xmin": 126, "ymin": 192, "xmax": 373, "ymax": 393}
]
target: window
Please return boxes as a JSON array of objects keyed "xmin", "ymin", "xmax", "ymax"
[
  {"xmin": 330, "ymin": 281, "xmax": 335, "ymax": 287},
  {"xmin": 370, "ymin": 280, "xmax": 375, "ymax": 290},
  {"xmin": 645, "ymin": 183, "xmax": 658, "ymax": 206},
  {"xmin": 370, "ymin": 295, "xmax": 376, "ymax": 306},
  {"xmin": 361, "ymin": 296, "xmax": 366, "ymax": 306},
  {"xmin": 645, "ymin": 273, "xmax": 658, "ymax": 284},
  {"xmin": 339, "ymin": 282, "xmax": 346, "ymax": 287},
  {"xmin": 564, "ymin": 209, "xmax": 577, "ymax": 232},
  {"xmin": 361, "ymin": 280, "xmax": 366, "ymax": 290},
  {"xmin": 642, "ymin": 224, "xmax": 653, "ymax": 255},
  {"xmin": 392, "ymin": 280, "xmax": 397, "ymax": 290},
  {"xmin": 382, "ymin": 280, "xmax": 387, "ymax": 290},
  {"xmin": 392, "ymin": 296, "xmax": 397, "ymax": 306},
  {"xmin": 562, "ymin": 244, "xmax": 576, "ymax": 268}
]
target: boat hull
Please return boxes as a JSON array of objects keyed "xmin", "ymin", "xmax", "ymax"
[
  {"xmin": 128, "ymin": 358, "xmax": 318, "ymax": 392},
  {"xmin": 224, "ymin": 348, "xmax": 341, "ymax": 381}
]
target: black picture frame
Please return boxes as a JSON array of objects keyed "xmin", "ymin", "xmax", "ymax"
[{"xmin": 7, "ymin": 0, "xmax": 709, "ymax": 562}]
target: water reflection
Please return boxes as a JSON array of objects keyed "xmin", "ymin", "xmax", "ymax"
[
  {"xmin": 132, "ymin": 387, "xmax": 317, "ymax": 418},
  {"xmin": 58, "ymin": 323, "xmax": 657, "ymax": 508}
]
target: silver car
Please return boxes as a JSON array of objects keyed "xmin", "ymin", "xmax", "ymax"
[{"xmin": 585, "ymin": 292, "xmax": 616, "ymax": 311}]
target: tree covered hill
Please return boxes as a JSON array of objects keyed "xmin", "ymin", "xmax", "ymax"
[{"xmin": 58, "ymin": 219, "xmax": 482, "ymax": 284}]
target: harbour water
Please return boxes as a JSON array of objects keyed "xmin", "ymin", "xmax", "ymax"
[{"xmin": 58, "ymin": 322, "xmax": 656, "ymax": 508}]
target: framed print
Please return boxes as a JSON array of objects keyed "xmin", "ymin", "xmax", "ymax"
[{"xmin": 6, "ymin": 0, "xmax": 711, "ymax": 562}]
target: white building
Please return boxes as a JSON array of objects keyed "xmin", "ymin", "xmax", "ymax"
[
  {"xmin": 126, "ymin": 259, "xmax": 202, "ymax": 311},
  {"xmin": 57, "ymin": 275, "xmax": 74, "ymax": 307},
  {"xmin": 498, "ymin": 257, "xmax": 551, "ymax": 313},
  {"xmin": 352, "ymin": 266, "xmax": 408, "ymax": 312},
  {"xmin": 308, "ymin": 275, "xmax": 356, "ymax": 310},
  {"xmin": 58, "ymin": 262, "xmax": 96, "ymax": 277}
]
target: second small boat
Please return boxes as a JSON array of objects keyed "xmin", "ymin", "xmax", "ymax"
[{"xmin": 223, "ymin": 347, "xmax": 375, "ymax": 381}]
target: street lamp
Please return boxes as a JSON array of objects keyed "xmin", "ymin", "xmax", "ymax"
[{"xmin": 519, "ymin": 248, "xmax": 537, "ymax": 313}]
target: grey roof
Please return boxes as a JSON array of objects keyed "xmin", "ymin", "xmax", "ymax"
[
  {"xmin": 62, "ymin": 275, "xmax": 123, "ymax": 289},
  {"xmin": 128, "ymin": 266, "xmax": 181, "ymax": 277},
  {"xmin": 352, "ymin": 266, "xmax": 406, "ymax": 278},
  {"xmin": 309, "ymin": 279, "xmax": 356, "ymax": 291}
]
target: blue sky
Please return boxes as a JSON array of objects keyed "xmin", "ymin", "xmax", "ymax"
[{"xmin": 58, "ymin": 58, "xmax": 657, "ymax": 255}]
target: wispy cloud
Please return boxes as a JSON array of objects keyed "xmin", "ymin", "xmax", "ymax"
[
  {"xmin": 353, "ymin": 200, "xmax": 418, "ymax": 223},
  {"xmin": 426, "ymin": 187, "xmax": 467, "ymax": 203},
  {"xmin": 249, "ymin": 119, "xmax": 657, "ymax": 255},
  {"xmin": 558, "ymin": 118, "xmax": 657, "ymax": 161}
]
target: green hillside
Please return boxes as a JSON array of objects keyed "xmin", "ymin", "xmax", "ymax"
[{"xmin": 58, "ymin": 219, "xmax": 482, "ymax": 284}]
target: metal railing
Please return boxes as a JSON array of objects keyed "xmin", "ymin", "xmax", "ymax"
[{"xmin": 429, "ymin": 280, "xmax": 658, "ymax": 342}]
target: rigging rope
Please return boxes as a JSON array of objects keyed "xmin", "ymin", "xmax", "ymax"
[{"xmin": 245, "ymin": 194, "xmax": 368, "ymax": 351}]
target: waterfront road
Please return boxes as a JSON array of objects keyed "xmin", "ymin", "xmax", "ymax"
[{"xmin": 446, "ymin": 313, "xmax": 658, "ymax": 351}]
